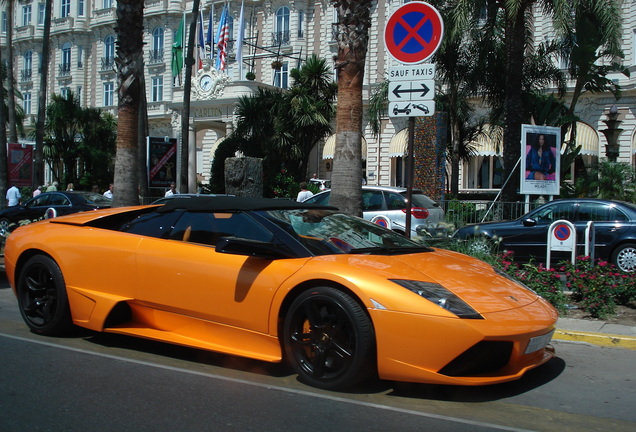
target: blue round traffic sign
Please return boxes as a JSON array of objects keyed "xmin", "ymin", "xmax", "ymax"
[
  {"xmin": 554, "ymin": 224, "xmax": 571, "ymax": 241},
  {"xmin": 384, "ymin": 2, "xmax": 444, "ymax": 64}
]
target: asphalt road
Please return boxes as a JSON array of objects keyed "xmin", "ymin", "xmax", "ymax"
[{"xmin": 0, "ymin": 272, "xmax": 634, "ymax": 432}]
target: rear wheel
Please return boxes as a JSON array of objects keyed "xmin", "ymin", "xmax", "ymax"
[
  {"xmin": 283, "ymin": 287, "xmax": 375, "ymax": 390},
  {"xmin": 17, "ymin": 255, "xmax": 73, "ymax": 335},
  {"xmin": 0, "ymin": 218, "xmax": 11, "ymax": 234},
  {"xmin": 612, "ymin": 243, "xmax": 636, "ymax": 273}
]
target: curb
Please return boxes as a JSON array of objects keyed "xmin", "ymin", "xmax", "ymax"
[{"xmin": 554, "ymin": 329, "xmax": 636, "ymax": 350}]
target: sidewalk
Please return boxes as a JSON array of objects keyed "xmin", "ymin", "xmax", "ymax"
[
  {"xmin": 1, "ymin": 256, "xmax": 634, "ymax": 350},
  {"xmin": 555, "ymin": 317, "xmax": 636, "ymax": 350}
]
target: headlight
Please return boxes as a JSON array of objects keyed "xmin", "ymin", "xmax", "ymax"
[
  {"xmin": 390, "ymin": 279, "xmax": 483, "ymax": 319},
  {"xmin": 493, "ymin": 267, "xmax": 537, "ymax": 295}
]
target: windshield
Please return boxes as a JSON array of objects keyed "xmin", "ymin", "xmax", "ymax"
[
  {"xmin": 73, "ymin": 191, "xmax": 112, "ymax": 205},
  {"xmin": 262, "ymin": 209, "xmax": 430, "ymax": 256}
]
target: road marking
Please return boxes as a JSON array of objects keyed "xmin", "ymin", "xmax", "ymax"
[{"xmin": 0, "ymin": 332, "xmax": 535, "ymax": 432}]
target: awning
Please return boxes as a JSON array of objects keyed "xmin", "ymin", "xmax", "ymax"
[
  {"xmin": 322, "ymin": 134, "xmax": 367, "ymax": 159},
  {"xmin": 565, "ymin": 122, "xmax": 599, "ymax": 156},
  {"xmin": 470, "ymin": 125, "xmax": 503, "ymax": 156},
  {"xmin": 388, "ymin": 128, "xmax": 408, "ymax": 157}
]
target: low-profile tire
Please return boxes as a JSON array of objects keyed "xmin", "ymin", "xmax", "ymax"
[
  {"xmin": 0, "ymin": 217, "xmax": 11, "ymax": 234},
  {"xmin": 16, "ymin": 255, "xmax": 73, "ymax": 335},
  {"xmin": 612, "ymin": 243, "xmax": 636, "ymax": 273},
  {"xmin": 283, "ymin": 287, "xmax": 375, "ymax": 390}
]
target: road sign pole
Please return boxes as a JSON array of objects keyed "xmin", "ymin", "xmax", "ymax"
[{"xmin": 405, "ymin": 117, "xmax": 415, "ymax": 238}]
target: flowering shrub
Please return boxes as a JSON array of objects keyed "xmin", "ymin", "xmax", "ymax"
[
  {"xmin": 494, "ymin": 251, "xmax": 569, "ymax": 314},
  {"xmin": 269, "ymin": 169, "xmax": 298, "ymax": 199}
]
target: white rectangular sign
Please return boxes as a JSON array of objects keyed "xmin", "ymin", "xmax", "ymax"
[
  {"xmin": 388, "ymin": 65, "xmax": 436, "ymax": 82},
  {"xmin": 389, "ymin": 101, "xmax": 435, "ymax": 118},
  {"xmin": 388, "ymin": 80, "xmax": 435, "ymax": 103}
]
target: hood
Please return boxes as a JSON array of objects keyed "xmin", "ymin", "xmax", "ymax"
[{"xmin": 314, "ymin": 249, "xmax": 539, "ymax": 314}]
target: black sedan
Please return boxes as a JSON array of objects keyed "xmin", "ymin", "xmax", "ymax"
[
  {"xmin": 454, "ymin": 198, "xmax": 636, "ymax": 272},
  {"xmin": 0, "ymin": 191, "xmax": 112, "ymax": 233}
]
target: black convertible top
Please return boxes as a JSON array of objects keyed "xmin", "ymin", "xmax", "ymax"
[{"xmin": 157, "ymin": 196, "xmax": 338, "ymax": 213}]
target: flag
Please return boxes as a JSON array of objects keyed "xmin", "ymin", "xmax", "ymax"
[
  {"xmin": 206, "ymin": 7, "xmax": 214, "ymax": 60},
  {"xmin": 215, "ymin": 4, "xmax": 229, "ymax": 71},
  {"xmin": 171, "ymin": 12, "xmax": 185, "ymax": 77},
  {"xmin": 236, "ymin": 1, "xmax": 245, "ymax": 78},
  {"xmin": 197, "ymin": 10, "xmax": 205, "ymax": 70}
]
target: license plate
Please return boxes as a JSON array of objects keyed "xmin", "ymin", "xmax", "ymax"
[{"xmin": 524, "ymin": 329, "xmax": 555, "ymax": 354}]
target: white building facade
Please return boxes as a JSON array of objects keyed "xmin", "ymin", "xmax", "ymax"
[{"xmin": 2, "ymin": 0, "xmax": 635, "ymax": 196}]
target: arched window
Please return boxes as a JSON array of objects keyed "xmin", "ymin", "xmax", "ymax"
[
  {"xmin": 274, "ymin": 7, "xmax": 290, "ymax": 45},
  {"xmin": 23, "ymin": 50, "xmax": 32, "ymax": 80},
  {"xmin": 151, "ymin": 27, "xmax": 164, "ymax": 63},
  {"xmin": 103, "ymin": 35, "xmax": 115, "ymax": 69},
  {"xmin": 61, "ymin": 42, "xmax": 72, "ymax": 74}
]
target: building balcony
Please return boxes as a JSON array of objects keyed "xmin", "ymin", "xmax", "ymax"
[
  {"xmin": 20, "ymin": 69, "xmax": 33, "ymax": 82},
  {"xmin": 149, "ymin": 50, "xmax": 165, "ymax": 64},
  {"xmin": 51, "ymin": 17, "xmax": 74, "ymax": 35},
  {"xmin": 14, "ymin": 25, "xmax": 34, "ymax": 41},
  {"xmin": 91, "ymin": 7, "xmax": 117, "ymax": 28},
  {"xmin": 101, "ymin": 57, "xmax": 115, "ymax": 71},
  {"xmin": 272, "ymin": 31, "xmax": 290, "ymax": 47},
  {"xmin": 58, "ymin": 64, "xmax": 71, "ymax": 77}
]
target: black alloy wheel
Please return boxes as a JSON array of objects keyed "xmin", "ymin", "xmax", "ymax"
[
  {"xmin": 283, "ymin": 287, "xmax": 375, "ymax": 390},
  {"xmin": 17, "ymin": 255, "xmax": 73, "ymax": 335}
]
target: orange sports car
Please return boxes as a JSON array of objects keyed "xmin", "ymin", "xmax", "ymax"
[{"xmin": 4, "ymin": 196, "xmax": 557, "ymax": 390}]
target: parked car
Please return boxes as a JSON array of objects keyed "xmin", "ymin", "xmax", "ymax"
[
  {"xmin": 308, "ymin": 178, "xmax": 331, "ymax": 191},
  {"xmin": 453, "ymin": 198, "xmax": 636, "ymax": 272},
  {"xmin": 303, "ymin": 186, "xmax": 445, "ymax": 237},
  {"xmin": 0, "ymin": 191, "xmax": 112, "ymax": 233},
  {"xmin": 4, "ymin": 196, "xmax": 557, "ymax": 390}
]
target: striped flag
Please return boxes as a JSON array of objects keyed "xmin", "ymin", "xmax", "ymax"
[
  {"xmin": 215, "ymin": 4, "xmax": 229, "ymax": 71},
  {"xmin": 197, "ymin": 10, "xmax": 205, "ymax": 70},
  {"xmin": 206, "ymin": 7, "xmax": 214, "ymax": 59}
]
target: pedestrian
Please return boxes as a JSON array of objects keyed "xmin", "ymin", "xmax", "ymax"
[
  {"xmin": 165, "ymin": 182, "xmax": 178, "ymax": 197},
  {"xmin": 46, "ymin": 181, "xmax": 58, "ymax": 192},
  {"xmin": 91, "ymin": 185, "xmax": 100, "ymax": 193},
  {"xmin": 296, "ymin": 182, "xmax": 314, "ymax": 202},
  {"xmin": 103, "ymin": 183, "xmax": 114, "ymax": 199},
  {"xmin": 6, "ymin": 184, "xmax": 21, "ymax": 207},
  {"xmin": 66, "ymin": 183, "xmax": 74, "ymax": 191},
  {"xmin": 32, "ymin": 186, "xmax": 43, "ymax": 197}
]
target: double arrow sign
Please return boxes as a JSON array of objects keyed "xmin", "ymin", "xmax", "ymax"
[{"xmin": 388, "ymin": 65, "xmax": 436, "ymax": 117}]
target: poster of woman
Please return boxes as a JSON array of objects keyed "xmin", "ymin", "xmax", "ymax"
[{"xmin": 520, "ymin": 125, "xmax": 560, "ymax": 195}]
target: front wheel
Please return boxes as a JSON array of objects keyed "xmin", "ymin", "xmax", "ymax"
[
  {"xmin": 612, "ymin": 243, "xmax": 636, "ymax": 273},
  {"xmin": 17, "ymin": 255, "xmax": 73, "ymax": 335},
  {"xmin": 0, "ymin": 218, "xmax": 11, "ymax": 234},
  {"xmin": 283, "ymin": 287, "xmax": 375, "ymax": 390}
]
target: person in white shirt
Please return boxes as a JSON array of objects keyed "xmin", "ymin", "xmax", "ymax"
[
  {"xmin": 296, "ymin": 182, "xmax": 314, "ymax": 202},
  {"xmin": 165, "ymin": 183, "xmax": 178, "ymax": 197},
  {"xmin": 103, "ymin": 183, "xmax": 114, "ymax": 199},
  {"xmin": 6, "ymin": 185, "xmax": 21, "ymax": 206}
]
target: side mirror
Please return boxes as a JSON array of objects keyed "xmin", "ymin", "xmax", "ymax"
[
  {"xmin": 215, "ymin": 237, "xmax": 294, "ymax": 259},
  {"xmin": 522, "ymin": 218, "xmax": 537, "ymax": 227}
]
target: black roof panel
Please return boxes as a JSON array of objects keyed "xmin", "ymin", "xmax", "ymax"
[{"xmin": 157, "ymin": 196, "xmax": 338, "ymax": 213}]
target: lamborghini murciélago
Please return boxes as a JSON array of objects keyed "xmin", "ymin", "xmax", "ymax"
[{"xmin": 4, "ymin": 196, "xmax": 557, "ymax": 390}]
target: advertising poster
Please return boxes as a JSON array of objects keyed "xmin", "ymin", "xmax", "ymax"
[
  {"xmin": 520, "ymin": 125, "xmax": 560, "ymax": 195},
  {"xmin": 8, "ymin": 143, "xmax": 33, "ymax": 187},
  {"xmin": 147, "ymin": 137, "xmax": 178, "ymax": 188}
]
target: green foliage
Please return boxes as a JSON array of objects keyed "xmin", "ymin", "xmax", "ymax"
[
  {"xmin": 269, "ymin": 169, "xmax": 298, "ymax": 199},
  {"xmin": 576, "ymin": 160, "xmax": 636, "ymax": 202}
]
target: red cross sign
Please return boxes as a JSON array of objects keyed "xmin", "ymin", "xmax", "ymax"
[{"xmin": 384, "ymin": 2, "xmax": 444, "ymax": 64}]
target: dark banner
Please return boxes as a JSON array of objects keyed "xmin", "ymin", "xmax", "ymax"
[
  {"xmin": 8, "ymin": 143, "xmax": 33, "ymax": 187},
  {"xmin": 147, "ymin": 137, "xmax": 178, "ymax": 188}
]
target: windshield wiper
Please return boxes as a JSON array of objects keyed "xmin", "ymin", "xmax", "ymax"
[{"xmin": 348, "ymin": 246, "xmax": 431, "ymax": 255}]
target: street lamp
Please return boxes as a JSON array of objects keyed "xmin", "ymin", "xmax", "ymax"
[{"xmin": 600, "ymin": 105, "xmax": 623, "ymax": 162}]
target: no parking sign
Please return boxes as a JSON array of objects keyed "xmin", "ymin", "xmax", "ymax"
[
  {"xmin": 384, "ymin": 2, "xmax": 444, "ymax": 64},
  {"xmin": 547, "ymin": 220, "xmax": 576, "ymax": 268}
]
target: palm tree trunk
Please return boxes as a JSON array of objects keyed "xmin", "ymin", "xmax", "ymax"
[
  {"xmin": 34, "ymin": 0, "xmax": 53, "ymax": 188},
  {"xmin": 0, "ymin": 47, "xmax": 8, "ymax": 208},
  {"xmin": 113, "ymin": 0, "xmax": 145, "ymax": 206},
  {"xmin": 329, "ymin": 0, "xmax": 372, "ymax": 217}
]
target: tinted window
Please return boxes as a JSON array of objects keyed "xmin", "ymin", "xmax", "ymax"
[
  {"xmin": 120, "ymin": 211, "xmax": 182, "ymax": 239},
  {"xmin": 170, "ymin": 212, "xmax": 273, "ymax": 245},
  {"xmin": 532, "ymin": 202, "xmax": 576, "ymax": 223},
  {"xmin": 48, "ymin": 194, "xmax": 71, "ymax": 206},
  {"xmin": 410, "ymin": 192, "xmax": 437, "ymax": 208},
  {"xmin": 385, "ymin": 192, "xmax": 405, "ymax": 210},
  {"xmin": 577, "ymin": 203, "xmax": 628, "ymax": 222},
  {"xmin": 362, "ymin": 190, "xmax": 385, "ymax": 211},
  {"xmin": 305, "ymin": 192, "xmax": 331, "ymax": 206},
  {"xmin": 27, "ymin": 195, "xmax": 50, "ymax": 207}
]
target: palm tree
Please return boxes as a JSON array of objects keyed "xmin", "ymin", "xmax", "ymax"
[
  {"xmin": 452, "ymin": 0, "xmax": 621, "ymax": 208},
  {"xmin": 33, "ymin": 0, "xmax": 52, "ymax": 189},
  {"xmin": 277, "ymin": 54, "xmax": 337, "ymax": 180},
  {"xmin": 43, "ymin": 92, "xmax": 83, "ymax": 185},
  {"xmin": 113, "ymin": 0, "xmax": 144, "ymax": 206},
  {"xmin": 329, "ymin": 0, "xmax": 372, "ymax": 217}
]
